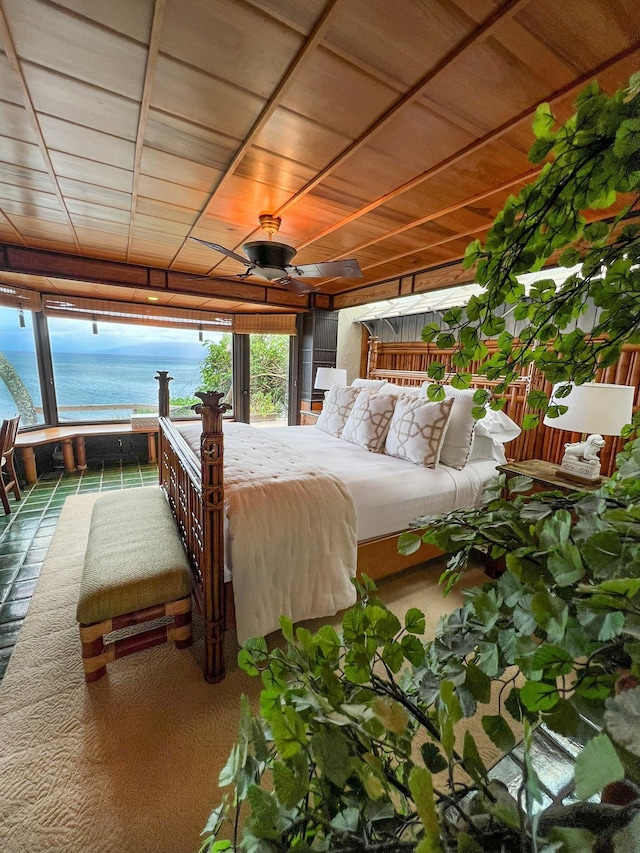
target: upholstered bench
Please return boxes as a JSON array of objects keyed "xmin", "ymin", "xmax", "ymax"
[{"xmin": 76, "ymin": 486, "xmax": 192, "ymax": 683}]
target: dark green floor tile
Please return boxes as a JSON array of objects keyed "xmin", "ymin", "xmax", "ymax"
[
  {"xmin": 1, "ymin": 599, "xmax": 30, "ymax": 621},
  {"xmin": 0, "ymin": 584, "xmax": 10, "ymax": 603},
  {"xmin": 16, "ymin": 564, "xmax": 41, "ymax": 582},
  {"xmin": 0, "ymin": 648, "xmax": 12, "ymax": 679},
  {"xmin": 0, "ymin": 568, "xmax": 17, "ymax": 585},
  {"xmin": 0, "ymin": 620, "xmax": 23, "ymax": 648},
  {"xmin": 0, "ymin": 540, "xmax": 26, "ymax": 556},
  {"xmin": 0, "ymin": 555, "xmax": 24, "ymax": 572},
  {"xmin": 7, "ymin": 579, "xmax": 37, "ymax": 600},
  {"xmin": 24, "ymin": 547, "xmax": 49, "ymax": 563}
]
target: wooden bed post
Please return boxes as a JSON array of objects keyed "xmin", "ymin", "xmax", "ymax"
[
  {"xmin": 193, "ymin": 391, "xmax": 230, "ymax": 682},
  {"xmin": 367, "ymin": 336, "xmax": 380, "ymax": 377},
  {"xmin": 156, "ymin": 370, "xmax": 173, "ymax": 418}
]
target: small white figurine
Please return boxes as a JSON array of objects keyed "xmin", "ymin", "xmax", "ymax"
[{"xmin": 560, "ymin": 433, "xmax": 606, "ymax": 481}]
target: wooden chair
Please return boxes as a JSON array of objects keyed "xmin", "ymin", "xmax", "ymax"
[{"xmin": 1, "ymin": 416, "xmax": 21, "ymax": 515}]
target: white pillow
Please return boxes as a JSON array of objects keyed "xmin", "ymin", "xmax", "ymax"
[
  {"xmin": 421, "ymin": 383, "xmax": 477, "ymax": 469},
  {"xmin": 315, "ymin": 385, "xmax": 361, "ymax": 437},
  {"xmin": 341, "ymin": 390, "xmax": 397, "ymax": 452},
  {"xmin": 385, "ymin": 397, "xmax": 454, "ymax": 468},
  {"xmin": 467, "ymin": 433, "xmax": 507, "ymax": 465},
  {"xmin": 379, "ymin": 382, "xmax": 421, "ymax": 397},
  {"xmin": 474, "ymin": 408, "xmax": 522, "ymax": 443},
  {"xmin": 351, "ymin": 378, "xmax": 386, "ymax": 391}
]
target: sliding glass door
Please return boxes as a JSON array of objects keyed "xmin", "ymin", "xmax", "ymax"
[{"xmin": 247, "ymin": 334, "xmax": 289, "ymax": 428}]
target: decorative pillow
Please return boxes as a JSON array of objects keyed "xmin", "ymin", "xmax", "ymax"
[
  {"xmin": 351, "ymin": 378, "xmax": 386, "ymax": 391},
  {"xmin": 379, "ymin": 382, "xmax": 421, "ymax": 397},
  {"xmin": 385, "ymin": 397, "xmax": 454, "ymax": 467},
  {"xmin": 341, "ymin": 390, "xmax": 397, "ymax": 452},
  {"xmin": 315, "ymin": 385, "xmax": 361, "ymax": 437},
  {"xmin": 474, "ymin": 408, "xmax": 522, "ymax": 443},
  {"xmin": 421, "ymin": 383, "xmax": 478, "ymax": 469}
]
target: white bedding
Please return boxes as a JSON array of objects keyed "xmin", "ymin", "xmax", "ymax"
[{"xmin": 265, "ymin": 425, "xmax": 502, "ymax": 540}]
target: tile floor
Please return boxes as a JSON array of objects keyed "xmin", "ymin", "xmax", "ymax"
[{"xmin": 0, "ymin": 459, "xmax": 158, "ymax": 682}]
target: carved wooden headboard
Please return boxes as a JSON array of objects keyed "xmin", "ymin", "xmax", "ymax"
[{"xmin": 365, "ymin": 337, "xmax": 640, "ymax": 477}]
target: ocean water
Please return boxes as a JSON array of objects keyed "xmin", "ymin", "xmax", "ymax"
[{"xmin": 0, "ymin": 350, "xmax": 205, "ymax": 423}]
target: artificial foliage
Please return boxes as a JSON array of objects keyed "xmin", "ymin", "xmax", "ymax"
[
  {"xmin": 420, "ymin": 72, "xmax": 640, "ymax": 428},
  {"xmin": 200, "ymin": 74, "xmax": 640, "ymax": 853}
]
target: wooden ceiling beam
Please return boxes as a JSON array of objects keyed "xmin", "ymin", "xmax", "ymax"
[
  {"xmin": 168, "ymin": 0, "xmax": 344, "ymax": 271},
  {"xmin": 0, "ymin": 0, "xmax": 80, "ymax": 252},
  {"xmin": 126, "ymin": 0, "xmax": 166, "ymax": 262},
  {"xmin": 297, "ymin": 43, "xmax": 640, "ymax": 257},
  {"xmin": 0, "ymin": 242, "xmax": 306, "ymax": 310}
]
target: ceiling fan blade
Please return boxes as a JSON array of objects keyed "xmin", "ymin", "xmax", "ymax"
[
  {"xmin": 277, "ymin": 276, "xmax": 316, "ymax": 296},
  {"xmin": 191, "ymin": 237, "xmax": 249, "ymax": 266},
  {"xmin": 289, "ymin": 258, "xmax": 363, "ymax": 278}
]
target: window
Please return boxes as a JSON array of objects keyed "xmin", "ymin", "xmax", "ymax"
[
  {"xmin": 0, "ymin": 306, "xmax": 44, "ymax": 426},
  {"xmin": 47, "ymin": 316, "xmax": 224, "ymax": 423},
  {"xmin": 248, "ymin": 334, "xmax": 289, "ymax": 427}
]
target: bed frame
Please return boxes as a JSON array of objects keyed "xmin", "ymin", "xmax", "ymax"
[{"xmin": 155, "ymin": 363, "xmax": 530, "ymax": 682}]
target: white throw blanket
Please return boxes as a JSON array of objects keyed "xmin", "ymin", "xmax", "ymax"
[{"xmin": 177, "ymin": 422, "xmax": 358, "ymax": 642}]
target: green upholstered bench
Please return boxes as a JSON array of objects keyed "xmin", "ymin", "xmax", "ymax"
[{"xmin": 76, "ymin": 486, "xmax": 192, "ymax": 683}]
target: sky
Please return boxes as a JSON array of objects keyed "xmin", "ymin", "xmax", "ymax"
[{"xmin": 0, "ymin": 307, "xmax": 223, "ymax": 356}]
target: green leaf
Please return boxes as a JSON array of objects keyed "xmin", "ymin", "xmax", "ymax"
[
  {"xmin": 398, "ymin": 530, "xmax": 423, "ymax": 555},
  {"xmin": 532, "ymin": 102, "xmax": 555, "ymax": 138},
  {"xmin": 531, "ymin": 591, "xmax": 568, "ymax": 643},
  {"xmin": 603, "ymin": 685, "xmax": 640, "ymax": 758},
  {"xmin": 273, "ymin": 761, "xmax": 308, "ymax": 809},
  {"xmin": 372, "ymin": 696, "xmax": 409, "ymax": 734},
  {"xmin": 405, "ymin": 607, "xmax": 426, "ymax": 634},
  {"xmin": 541, "ymin": 698, "xmax": 581, "ymax": 737},
  {"xmin": 530, "ymin": 644, "xmax": 574, "ymax": 677},
  {"xmin": 311, "ymin": 727, "xmax": 351, "ymax": 787},
  {"xmin": 574, "ymin": 734, "xmax": 625, "ymax": 800},
  {"xmin": 245, "ymin": 785, "xmax": 281, "ymax": 839},
  {"xmin": 481, "ymin": 715, "xmax": 515, "ymax": 752},
  {"xmin": 465, "ymin": 663, "xmax": 492, "ymax": 704},
  {"xmin": 408, "ymin": 767, "xmax": 443, "ymax": 853},
  {"xmin": 427, "ymin": 362, "xmax": 446, "ymax": 381},
  {"xmin": 271, "ymin": 706, "xmax": 306, "ymax": 759},
  {"xmin": 330, "ymin": 806, "xmax": 360, "ymax": 833},
  {"xmin": 475, "ymin": 642, "xmax": 499, "ymax": 677},
  {"xmin": 462, "ymin": 730, "xmax": 489, "ymax": 785},
  {"xmin": 520, "ymin": 679, "xmax": 559, "ymax": 712},
  {"xmin": 421, "ymin": 742, "xmax": 448, "ymax": 774}
]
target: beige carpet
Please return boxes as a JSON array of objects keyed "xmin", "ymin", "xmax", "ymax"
[{"xmin": 0, "ymin": 493, "xmax": 495, "ymax": 853}]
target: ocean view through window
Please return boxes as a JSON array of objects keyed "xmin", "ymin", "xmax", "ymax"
[{"xmin": 47, "ymin": 316, "xmax": 224, "ymax": 423}]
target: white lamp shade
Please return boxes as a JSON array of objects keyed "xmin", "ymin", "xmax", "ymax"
[
  {"xmin": 543, "ymin": 382, "xmax": 635, "ymax": 435},
  {"xmin": 314, "ymin": 367, "xmax": 347, "ymax": 390}
]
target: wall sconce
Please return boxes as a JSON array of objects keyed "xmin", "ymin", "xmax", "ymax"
[{"xmin": 18, "ymin": 307, "xmax": 25, "ymax": 328}]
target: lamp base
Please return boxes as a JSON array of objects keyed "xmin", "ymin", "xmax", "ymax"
[{"xmin": 556, "ymin": 460, "xmax": 602, "ymax": 486}]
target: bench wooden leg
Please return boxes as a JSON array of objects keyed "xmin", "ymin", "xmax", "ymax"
[
  {"xmin": 79, "ymin": 596, "xmax": 192, "ymax": 683},
  {"xmin": 20, "ymin": 447, "xmax": 38, "ymax": 485}
]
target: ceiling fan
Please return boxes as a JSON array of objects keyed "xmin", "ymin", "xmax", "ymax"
[{"xmin": 191, "ymin": 214, "xmax": 363, "ymax": 295}]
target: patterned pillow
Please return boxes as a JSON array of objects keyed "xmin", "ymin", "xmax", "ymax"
[
  {"xmin": 385, "ymin": 397, "xmax": 454, "ymax": 467},
  {"xmin": 341, "ymin": 390, "xmax": 397, "ymax": 452},
  {"xmin": 315, "ymin": 385, "xmax": 361, "ymax": 437},
  {"xmin": 421, "ymin": 383, "xmax": 478, "ymax": 469}
]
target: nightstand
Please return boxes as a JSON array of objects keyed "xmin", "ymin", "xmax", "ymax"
[
  {"xmin": 300, "ymin": 410, "xmax": 321, "ymax": 426},
  {"xmin": 497, "ymin": 459, "xmax": 603, "ymax": 495}
]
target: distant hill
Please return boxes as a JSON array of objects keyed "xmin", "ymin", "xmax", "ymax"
[{"xmin": 106, "ymin": 341, "xmax": 208, "ymax": 360}]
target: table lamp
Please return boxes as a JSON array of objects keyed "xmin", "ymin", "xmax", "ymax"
[
  {"xmin": 543, "ymin": 382, "xmax": 635, "ymax": 484},
  {"xmin": 314, "ymin": 367, "xmax": 347, "ymax": 390}
]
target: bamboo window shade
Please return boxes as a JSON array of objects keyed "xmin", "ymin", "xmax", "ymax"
[
  {"xmin": 0, "ymin": 284, "xmax": 42, "ymax": 312},
  {"xmin": 42, "ymin": 296, "xmax": 297, "ymax": 335}
]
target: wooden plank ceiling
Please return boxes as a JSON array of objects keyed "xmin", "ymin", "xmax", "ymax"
[{"xmin": 0, "ymin": 0, "xmax": 637, "ymax": 315}]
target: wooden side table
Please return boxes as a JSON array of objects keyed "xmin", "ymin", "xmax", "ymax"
[
  {"xmin": 497, "ymin": 459, "xmax": 603, "ymax": 495},
  {"xmin": 300, "ymin": 410, "xmax": 321, "ymax": 426}
]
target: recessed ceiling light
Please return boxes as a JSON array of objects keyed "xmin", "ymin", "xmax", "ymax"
[{"xmin": 147, "ymin": 296, "xmax": 159, "ymax": 301}]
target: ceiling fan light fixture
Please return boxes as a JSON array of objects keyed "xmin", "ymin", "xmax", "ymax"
[{"xmin": 258, "ymin": 213, "xmax": 281, "ymax": 236}]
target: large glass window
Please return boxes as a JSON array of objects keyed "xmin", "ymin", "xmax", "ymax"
[
  {"xmin": 0, "ymin": 306, "xmax": 44, "ymax": 426},
  {"xmin": 47, "ymin": 316, "xmax": 225, "ymax": 422}
]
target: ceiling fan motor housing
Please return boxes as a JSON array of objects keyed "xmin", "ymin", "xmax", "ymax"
[{"xmin": 243, "ymin": 240, "xmax": 298, "ymax": 279}]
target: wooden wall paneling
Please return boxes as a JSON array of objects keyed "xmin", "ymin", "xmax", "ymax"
[
  {"xmin": 136, "ymin": 175, "xmax": 210, "ymax": 210},
  {"xmin": 63, "ymin": 188, "xmax": 131, "ymax": 217},
  {"xmin": 0, "ymin": 135, "xmax": 46, "ymax": 171},
  {"xmin": 252, "ymin": 105, "xmax": 351, "ymax": 170},
  {"xmin": 37, "ymin": 116, "xmax": 136, "ymax": 170},
  {"xmin": 134, "ymin": 197, "xmax": 199, "ymax": 226},
  {"xmin": 139, "ymin": 148, "xmax": 223, "ymax": 193},
  {"xmin": 47, "ymin": 152, "xmax": 133, "ymax": 194}
]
